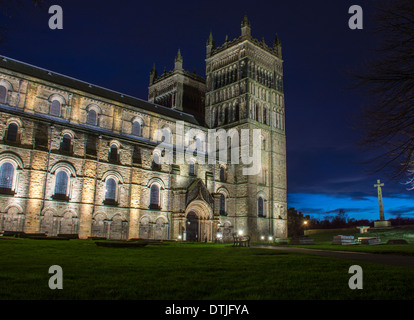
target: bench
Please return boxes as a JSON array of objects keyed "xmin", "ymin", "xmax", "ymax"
[{"xmin": 232, "ymin": 233, "xmax": 250, "ymax": 247}]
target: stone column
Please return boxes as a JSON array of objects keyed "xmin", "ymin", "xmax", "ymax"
[
  {"xmin": 24, "ymin": 150, "xmax": 48, "ymax": 233},
  {"xmin": 128, "ymin": 208, "xmax": 139, "ymax": 239}
]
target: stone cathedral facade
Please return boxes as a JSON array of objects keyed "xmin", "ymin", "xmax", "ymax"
[{"xmin": 0, "ymin": 17, "xmax": 287, "ymax": 242}]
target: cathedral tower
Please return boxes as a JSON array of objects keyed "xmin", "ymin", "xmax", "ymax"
[
  {"xmin": 148, "ymin": 50, "xmax": 206, "ymax": 124},
  {"xmin": 205, "ymin": 16, "xmax": 287, "ymax": 239}
]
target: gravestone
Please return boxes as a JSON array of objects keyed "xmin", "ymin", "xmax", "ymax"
[
  {"xmin": 332, "ymin": 235, "xmax": 356, "ymax": 245},
  {"xmin": 358, "ymin": 237, "xmax": 382, "ymax": 245},
  {"xmin": 289, "ymin": 236, "xmax": 314, "ymax": 245}
]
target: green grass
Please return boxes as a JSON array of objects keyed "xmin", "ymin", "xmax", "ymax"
[
  {"xmin": 266, "ymin": 226, "xmax": 414, "ymax": 255},
  {"xmin": 0, "ymin": 238, "xmax": 413, "ymax": 300}
]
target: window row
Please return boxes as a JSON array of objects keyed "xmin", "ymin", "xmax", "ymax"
[
  {"xmin": 0, "ymin": 160, "xmax": 163, "ymax": 208},
  {"xmin": 0, "ymin": 82, "xmax": 145, "ymax": 136},
  {"xmin": 3, "ymin": 120, "xmax": 206, "ymax": 153},
  {"xmin": 0, "ymin": 159, "xmax": 267, "ymax": 217}
]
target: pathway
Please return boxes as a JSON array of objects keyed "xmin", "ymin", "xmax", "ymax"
[{"xmin": 252, "ymin": 244, "xmax": 414, "ymax": 268}]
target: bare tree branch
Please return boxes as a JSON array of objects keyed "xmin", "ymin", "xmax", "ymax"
[{"xmin": 352, "ymin": 0, "xmax": 414, "ymax": 185}]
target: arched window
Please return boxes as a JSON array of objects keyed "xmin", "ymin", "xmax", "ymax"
[
  {"xmin": 87, "ymin": 109, "xmax": 97, "ymax": 126},
  {"xmin": 219, "ymin": 193, "xmax": 226, "ymax": 216},
  {"xmin": 189, "ymin": 160, "xmax": 195, "ymax": 175},
  {"xmin": 6, "ymin": 123, "xmax": 18, "ymax": 142},
  {"xmin": 152, "ymin": 152, "xmax": 161, "ymax": 171},
  {"xmin": 258, "ymin": 196, "xmax": 265, "ymax": 217},
  {"xmin": 104, "ymin": 178, "xmax": 117, "ymax": 205},
  {"xmin": 220, "ymin": 166, "xmax": 225, "ymax": 182},
  {"xmin": 54, "ymin": 170, "xmax": 69, "ymax": 200},
  {"xmin": 60, "ymin": 134, "xmax": 72, "ymax": 153},
  {"xmin": 150, "ymin": 184, "xmax": 160, "ymax": 209},
  {"xmin": 160, "ymin": 126, "xmax": 172, "ymax": 144},
  {"xmin": 0, "ymin": 162, "xmax": 15, "ymax": 194},
  {"xmin": 132, "ymin": 120, "xmax": 142, "ymax": 136},
  {"xmin": 0, "ymin": 85, "xmax": 7, "ymax": 104},
  {"xmin": 50, "ymin": 100, "xmax": 61, "ymax": 117},
  {"xmin": 109, "ymin": 144, "xmax": 118, "ymax": 162},
  {"xmin": 195, "ymin": 137, "xmax": 202, "ymax": 152}
]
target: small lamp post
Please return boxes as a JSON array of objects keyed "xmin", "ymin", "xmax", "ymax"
[{"xmin": 303, "ymin": 220, "xmax": 308, "ymax": 235}]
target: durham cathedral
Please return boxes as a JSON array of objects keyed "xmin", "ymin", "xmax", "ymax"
[{"xmin": 0, "ymin": 17, "xmax": 287, "ymax": 242}]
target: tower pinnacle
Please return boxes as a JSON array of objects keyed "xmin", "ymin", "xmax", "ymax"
[
  {"xmin": 206, "ymin": 32, "xmax": 215, "ymax": 58},
  {"xmin": 174, "ymin": 49, "xmax": 183, "ymax": 70},
  {"xmin": 241, "ymin": 14, "xmax": 251, "ymax": 37}
]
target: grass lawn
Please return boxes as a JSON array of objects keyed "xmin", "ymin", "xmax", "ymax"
[
  {"xmin": 272, "ymin": 226, "xmax": 414, "ymax": 255},
  {"xmin": 0, "ymin": 237, "xmax": 413, "ymax": 300}
]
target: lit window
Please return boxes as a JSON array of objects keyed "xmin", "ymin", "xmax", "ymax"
[
  {"xmin": 150, "ymin": 184, "xmax": 160, "ymax": 209},
  {"xmin": 105, "ymin": 178, "xmax": 117, "ymax": 203},
  {"xmin": 258, "ymin": 197, "xmax": 265, "ymax": 217},
  {"xmin": 54, "ymin": 170, "xmax": 69, "ymax": 200},
  {"xmin": 0, "ymin": 162, "xmax": 14, "ymax": 194}
]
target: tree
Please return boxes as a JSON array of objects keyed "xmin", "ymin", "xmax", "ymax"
[
  {"xmin": 287, "ymin": 208, "xmax": 310, "ymax": 237},
  {"xmin": 353, "ymin": 0, "xmax": 414, "ymax": 188}
]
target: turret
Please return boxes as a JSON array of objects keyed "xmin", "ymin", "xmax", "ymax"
[
  {"xmin": 149, "ymin": 63, "xmax": 157, "ymax": 85},
  {"xmin": 174, "ymin": 49, "xmax": 183, "ymax": 70},
  {"xmin": 206, "ymin": 32, "xmax": 215, "ymax": 58},
  {"xmin": 273, "ymin": 34, "xmax": 282, "ymax": 57},
  {"xmin": 241, "ymin": 14, "xmax": 251, "ymax": 37}
]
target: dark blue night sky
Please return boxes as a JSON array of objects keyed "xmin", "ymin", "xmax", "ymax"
[{"xmin": 1, "ymin": 0, "xmax": 413, "ymax": 220}]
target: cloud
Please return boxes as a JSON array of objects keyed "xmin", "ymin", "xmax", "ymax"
[
  {"xmin": 325, "ymin": 208, "xmax": 364, "ymax": 214},
  {"xmin": 296, "ymin": 208, "xmax": 325, "ymax": 215},
  {"xmin": 387, "ymin": 206, "xmax": 414, "ymax": 217}
]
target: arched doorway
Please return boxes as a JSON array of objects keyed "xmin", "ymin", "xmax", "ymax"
[
  {"xmin": 184, "ymin": 200, "xmax": 215, "ymax": 242},
  {"xmin": 186, "ymin": 211, "xmax": 199, "ymax": 242}
]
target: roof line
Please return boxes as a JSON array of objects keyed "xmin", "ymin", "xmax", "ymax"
[{"xmin": 0, "ymin": 55, "xmax": 198, "ymax": 121}]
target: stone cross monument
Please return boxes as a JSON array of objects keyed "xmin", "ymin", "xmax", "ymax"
[
  {"xmin": 373, "ymin": 179, "xmax": 391, "ymax": 227},
  {"xmin": 374, "ymin": 179, "xmax": 385, "ymax": 221}
]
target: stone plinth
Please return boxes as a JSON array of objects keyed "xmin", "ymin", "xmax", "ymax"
[{"xmin": 374, "ymin": 220, "xmax": 392, "ymax": 228}]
